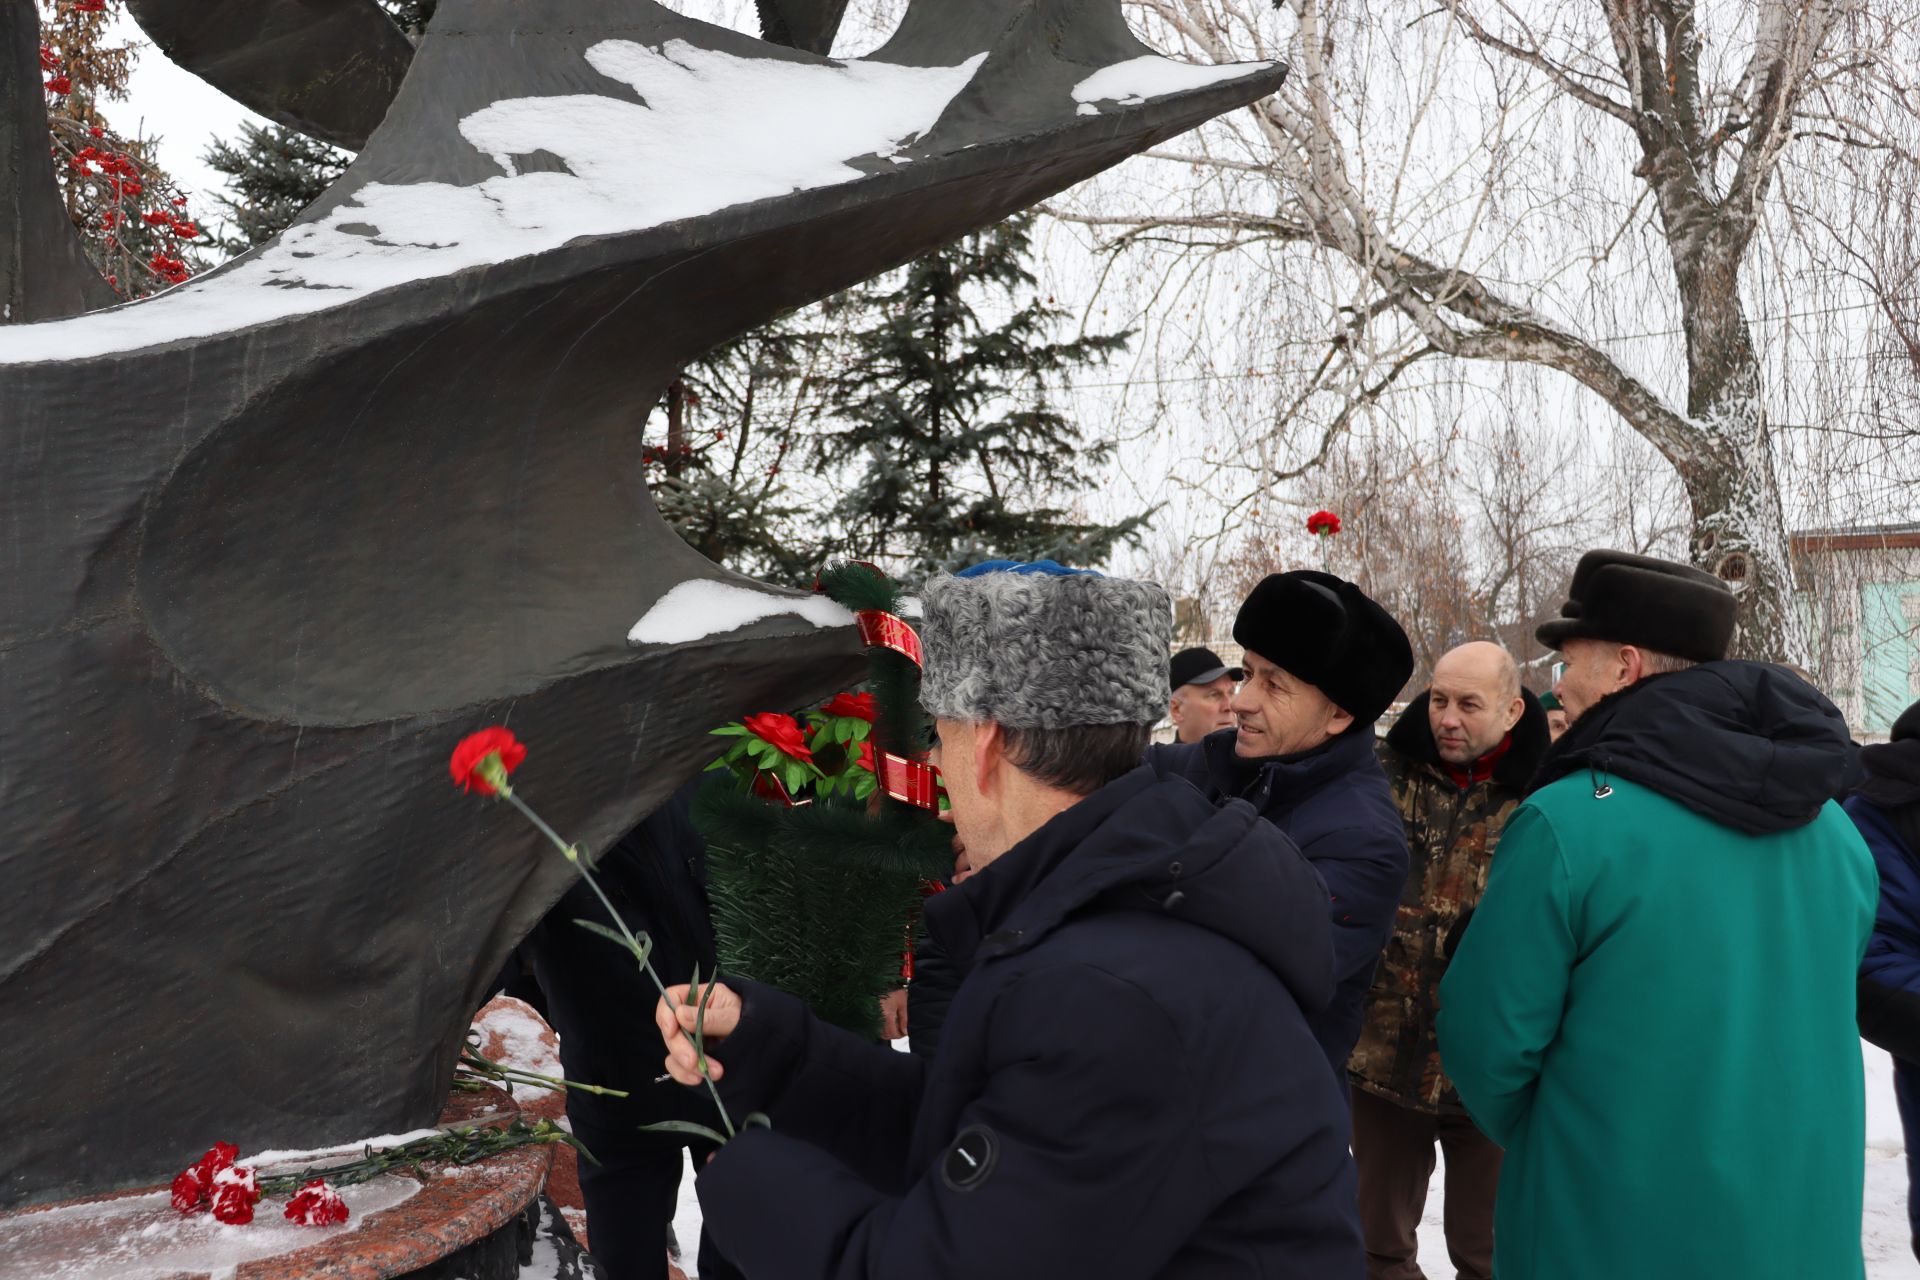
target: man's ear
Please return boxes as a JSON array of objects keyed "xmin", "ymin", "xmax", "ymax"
[
  {"xmin": 973, "ymin": 721, "xmax": 1007, "ymax": 800},
  {"xmin": 1503, "ymin": 695, "xmax": 1526, "ymax": 733},
  {"xmin": 1619, "ymin": 644, "xmax": 1647, "ymax": 689},
  {"xmin": 1325, "ymin": 704, "xmax": 1356, "ymax": 739}
]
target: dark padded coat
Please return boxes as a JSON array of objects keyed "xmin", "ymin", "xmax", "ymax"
[
  {"xmin": 696, "ymin": 766, "xmax": 1364, "ymax": 1279},
  {"xmin": 1146, "ymin": 727, "xmax": 1409, "ymax": 1074},
  {"xmin": 1852, "ymin": 731, "xmax": 1920, "ymax": 1064}
]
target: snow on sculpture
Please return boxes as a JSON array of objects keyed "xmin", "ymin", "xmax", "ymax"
[{"xmin": 0, "ymin": 0, "xmax": 1284, "ymax": 1207}]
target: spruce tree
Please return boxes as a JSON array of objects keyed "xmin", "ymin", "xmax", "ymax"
[
  {"xmin": 198, "ymin": 0, "xmax": 428, "ymax": 256},
  {"xmin": 816, "ymin": 213, "xmax": 1147, "ymax": 575},
  {"xmin": 643, "ymin": 317, "xmax": 839, "ymax": 585},
  {"xmin": 202, "ymin": 124, "xmax": 348, "ymax": 254}
]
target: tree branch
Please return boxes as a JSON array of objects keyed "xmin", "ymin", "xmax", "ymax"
[{"xmin": 1448, "ymin": 2, "xmax": 1635, "ymax": 126}]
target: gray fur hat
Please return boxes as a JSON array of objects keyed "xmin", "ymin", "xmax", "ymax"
[{"xmin": 918, "ymin": 567, "xmax": 1174, "ymax": 729}]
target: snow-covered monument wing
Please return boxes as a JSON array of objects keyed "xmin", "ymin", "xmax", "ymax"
[{"xmin": 0, "ymin": 0, "xmax": 1283, "ymax": 1207}]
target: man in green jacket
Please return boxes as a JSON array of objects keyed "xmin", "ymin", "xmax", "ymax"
[{"xmin": 1438, "ymin": 550, "xmax": 1877, "ymax": 1280}]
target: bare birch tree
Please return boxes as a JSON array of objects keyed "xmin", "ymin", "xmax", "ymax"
[{"xmin": 1058, "ymin": 0, "xmax": 1920, "ymax": 660}]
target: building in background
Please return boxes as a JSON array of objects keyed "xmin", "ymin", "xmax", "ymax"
[{"xmin": 1796, "ymin": 524, "xmax": 1920, "ymax": 742}]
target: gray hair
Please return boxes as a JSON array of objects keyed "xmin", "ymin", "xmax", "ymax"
[{"xmin": 1639, "ymin": 648, "xmax": 1696, "ymax": 676}]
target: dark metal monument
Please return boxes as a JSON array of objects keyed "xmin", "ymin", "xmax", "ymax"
[{"xmin": 0, "ymin": 0, "xmax": 1282, "ymax": 1208}]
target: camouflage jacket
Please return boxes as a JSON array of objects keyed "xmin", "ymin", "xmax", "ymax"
[{"xmin": 1348, "ymin": 690, "xmax": 1549, "ymax": 1113}]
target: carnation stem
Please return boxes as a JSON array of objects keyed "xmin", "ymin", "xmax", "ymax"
[
  {"xmin": 493, "ymin": 785, "xmax": 737, "ymax": 1139},
  {"xmin": 458, "ymin": 1047, "xmax": 630, "ymax": 1099}
]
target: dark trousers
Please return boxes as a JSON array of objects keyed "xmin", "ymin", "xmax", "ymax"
[
  {"xmin": 1349, "ymin": 1084, "xmax": 1501, "ymax": 1280},
  {"xmin": 571, "ymin": 1117, "xmax": 739, "ymax": 1280},
  {"xmin": 1896, "ymin": 1060, "xmax": 1920, "ymax": 1264}
]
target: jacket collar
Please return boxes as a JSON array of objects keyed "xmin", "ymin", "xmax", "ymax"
[
  {"xmin": 1199, "ymin": 722, "xmax": 1376, "ymax": 812},
  {"xmin": 926, "ymin": 767, "xmax": 1162, "ymax": 972},
  {"xmin": 922, "ymin": 764, "xmax": 1339, "ymax": 1010},
  {"xmin": 1385, "ymin": 688, "xmax": 1550, "ymax": 789}
]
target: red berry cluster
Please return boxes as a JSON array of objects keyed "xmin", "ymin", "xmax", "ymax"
[{"xmin": 42, "ymin": 1, "xmax": 208, "ymax": 297}]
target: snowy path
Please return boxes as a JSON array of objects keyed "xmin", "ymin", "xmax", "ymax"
[{"xmin": 664, "ymin": 1043, "xmax": 1920, "ymax": 1277}]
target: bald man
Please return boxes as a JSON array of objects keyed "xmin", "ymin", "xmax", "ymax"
[{"xmin": 1346, "ymin": 643, "xmax": 1550, "ymax": 1280}]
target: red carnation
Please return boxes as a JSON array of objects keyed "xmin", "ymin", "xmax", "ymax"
[
  {"xmin": 819, "ymin": 691, "xmax": 877, "ymax": 723},
  {"xmin": 45, "ymin": 74, "xmax": 71, "ymax": 95},
  {"xmin": 170, "ymin": 1169, "xmax": 206, "ymax": 1214},
  {"xmin": 1306, "ymin": 510, "xmax": 1342, "ymax": 537},
  {"xmin": 450, "ymin": 726, "xmax": 526, "ymax": 795},
  {"xmin": 170, "ymin": 1142, "xmax": 240, "ymax": 1216},
  {"xmin": 209, "ymin": 1163, "xmax": 261, "ymax": 1225},
  {"xmin": 285, "ymin": 1179, "xmax": 350, "ymax": 1227},
  {"xmin": 743, "ymin": 712, "xmax": 813, "ymax": 764}
]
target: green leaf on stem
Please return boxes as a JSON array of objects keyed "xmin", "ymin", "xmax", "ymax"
[
  {"xmin": 573, "ymin": 919, "xmax": 635, "ymax": 952},
  {"xmin": 639, "ymin": 1120, "xmax": 732, "ymax": 1145}
]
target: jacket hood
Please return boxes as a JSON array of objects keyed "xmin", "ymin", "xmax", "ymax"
[
  {"xmin": 1531, "ymin": 662, "xmax": 1851, "ymax": 835},
  {"xmin": 1385, "ymin": 688, "xmax": 1551, "ymax": 786},
  {"xmin": 927, "ymin": 766, "xmax": 1336, "ymax": 1014},
  {"xmin": 1858, "ymin": 736, "xmax": 1920, "ymax": 812}
]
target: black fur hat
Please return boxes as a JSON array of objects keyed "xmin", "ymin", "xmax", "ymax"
[
  {"xmin": 1536, "ymin": 551, "xmax": 1736, "ymax": 663},
  {"xmin": 1232, "ymin": 571, "xmax": 1413, "ymax": 725}
]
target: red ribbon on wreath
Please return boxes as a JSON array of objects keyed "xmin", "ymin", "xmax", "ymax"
[
  {"xmin": 857, "ymin": 609, "xmax": 924, "ymax": 667},
  {"xmin": 877, "ymin": 750, "xmax": 942, "ymax": 810},
  {"xmin": 847, "ymin": 600, "xmax": 943, "ymax": 813}
]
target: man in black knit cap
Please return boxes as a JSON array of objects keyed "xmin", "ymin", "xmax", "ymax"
[{"xmin": 1149, "ymin": 570, "xmax": 1415, "ymax": 1076}]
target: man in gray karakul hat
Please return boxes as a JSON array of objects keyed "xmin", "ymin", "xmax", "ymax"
[{"xmin": 656, "ymin": 561, "xmax": 1365, "ymax": 1278}]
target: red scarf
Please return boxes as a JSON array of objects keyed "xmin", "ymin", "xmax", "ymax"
[{"xmin": 1443, "ymin": 733, "xmax": 1512, "ymax": 790}]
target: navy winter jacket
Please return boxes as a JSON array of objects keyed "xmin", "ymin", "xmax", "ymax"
[
  {"xmin": 1146, "ymin": 727, "xmax": 1408, "ymax": 1073},
  {"xmin": 1850, "ymin": 792, "xmax": 1920, "ymax": 1063},
  {"xmin": 696, "ymin": 766, "xmax": 1364, "ymax": 1279}
]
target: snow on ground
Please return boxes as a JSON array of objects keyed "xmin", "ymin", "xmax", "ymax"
[
  {"xmin": 629, "ymin": 579, "xmax": 855, "ymax": 646},
  {"xmin": 661, "ymin": 1043, "xmax": 1920, "ymax": 1277}
]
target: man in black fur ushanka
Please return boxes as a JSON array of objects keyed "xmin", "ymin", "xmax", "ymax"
[
  {"xmin": 654, "ymin": 561, "xmax": 1363, "ymax": 1278},
  {"xmin": 1148, "ymin": 570, "xmax": 1415, "ymax": 1078}
]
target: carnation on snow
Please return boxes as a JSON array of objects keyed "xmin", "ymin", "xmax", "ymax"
[{"xmin": 285, "ymin": 1179, "xmax": 351, "ymax": 1227}]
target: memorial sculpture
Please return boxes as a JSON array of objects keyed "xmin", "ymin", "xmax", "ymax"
[{"xmin": 0, "ymin": 0, "xmax": 1283, "ymax": 1208}]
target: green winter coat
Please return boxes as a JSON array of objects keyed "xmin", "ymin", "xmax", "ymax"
[{"xmin": 1438, "ymin": 664, "xmax": 1877, "ymax": 1280}]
